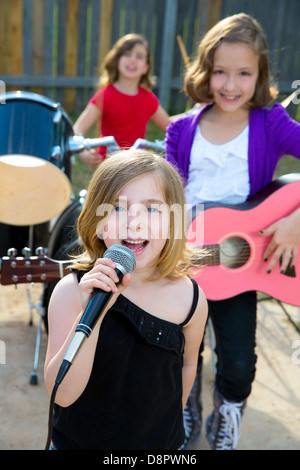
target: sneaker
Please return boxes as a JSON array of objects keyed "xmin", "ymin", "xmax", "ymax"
[{"xmin": 205, "ymin": 388, "xmax": 245, "ymax": 450}]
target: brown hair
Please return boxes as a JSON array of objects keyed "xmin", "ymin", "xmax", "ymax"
[
  {"xmin": 184, "ymin": 13, "xmax": 278, "ymax": 107},
  {"xmin": 72, "ymin": 150, "xmax": 205, "ymax": 281},
  {"xmin": 98, "ymin": 34, "xmax": 154, "ymax": 90}
]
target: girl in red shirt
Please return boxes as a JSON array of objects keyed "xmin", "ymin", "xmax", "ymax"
[{"xmin": 74, "ymin": 34, "xmax": 170, "ymax": 169}]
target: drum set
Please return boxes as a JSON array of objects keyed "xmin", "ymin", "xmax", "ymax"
[
  {"xmin": 0, "ymin": 91, "xmax": 122, "ymax": 384},
  {"xmin": 0, "ymin": 90, "xmax": 165, "ymax": 385}
]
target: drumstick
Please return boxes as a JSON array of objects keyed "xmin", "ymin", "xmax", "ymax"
[
  {"xmin": 177, "ymin": 35, "xmax": 190, "ymax": 68},
  {"xmin": 280, "ymin": 90, "xmax": 298, "ymax": 108}
]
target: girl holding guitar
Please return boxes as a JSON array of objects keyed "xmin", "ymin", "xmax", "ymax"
[{"xmin": 165, "ymin": 13, "xmax": 300, "ymax": 450}]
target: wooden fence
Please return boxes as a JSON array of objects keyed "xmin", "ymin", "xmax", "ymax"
[{"xmin": 1, "ymin": 0, "xmax": 300, "ymax": 114}]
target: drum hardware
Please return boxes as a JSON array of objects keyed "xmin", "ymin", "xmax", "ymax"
[
  {"xmin": 131, "ymin": 138, "xmax": 165, "ymax": 152},
  {"xmin": 7, "ymin": 247, "xmax": 18, "ymax": 258},
  {"xmin": 67, "ymin": 134, "xmax": 119, "ymax": 155},
  {"xmin": 51, "ymin": 145, "xmax": 61, "ymax": 160},
  {"xmin": 52, "ymin": 109, "xmax": 62, "ymax": 124},
  {"xmin": 78, "ymin": 188, "xmax": 87, "ymax": 203},
  {"xmin": 51, "ymin": 109, "xmax": 63, "ymax": 163},
  {"xmin": 27, "ymin": 288, "xmax": 45, "ymax": 386},
  {"xmin": 26, "ymin": 246, "xmax": 49, "ymax": 385},
  {"xmin": 67, "ymin": 135, "xmax": 165, "ymax": 156}
]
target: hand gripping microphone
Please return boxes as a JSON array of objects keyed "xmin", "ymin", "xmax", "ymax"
[{"xmin": 55, "ymin": 244, "xmax": 136, "ymax": 385}]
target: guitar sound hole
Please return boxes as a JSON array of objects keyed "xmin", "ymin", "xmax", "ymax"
[{"xmin": 220, "ymin": 236, "xmax": 251, "ymax": 269}]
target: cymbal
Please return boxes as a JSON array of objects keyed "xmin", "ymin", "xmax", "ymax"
[{"xmin": 0, "ymin": 154, "xmax": 72, "ymax": 226}]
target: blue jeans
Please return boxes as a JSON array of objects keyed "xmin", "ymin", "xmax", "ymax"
[{"xmin": 203, "ymin": 291, "xmax": 257, "ymax": 402}]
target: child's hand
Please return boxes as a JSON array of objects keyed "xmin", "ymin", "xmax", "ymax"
[
  {"xmin": 260, "ymin": 208, "xmax": 300, "ymax": 273},
  {"xmin": 79, "ymin": 149, "xmax": 103, "ymax": 170},
  {"xmin": 78, "ymin": 257, "xmax": 131, "ymax": 310}
]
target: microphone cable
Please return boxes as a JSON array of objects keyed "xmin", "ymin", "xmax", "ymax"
[
  {"xmin": 45, "ymin": 359, "xmax": 72, "ymax": 450},
  {"xmin": 45, "ymin": 383, "xmax": 59, "ymax": 450}
]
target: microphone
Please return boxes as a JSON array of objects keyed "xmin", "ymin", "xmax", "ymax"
[{"xmin": 55, "ymin": 244, "xmax": 136, "ymax": 385}]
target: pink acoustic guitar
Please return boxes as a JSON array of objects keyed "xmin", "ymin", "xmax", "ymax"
[{"xmin": 187, "ymin": 173, "xmax": 300, "ymax": 306}]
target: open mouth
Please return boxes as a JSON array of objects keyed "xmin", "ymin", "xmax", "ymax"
[{"xmin": 122, "ymin": 239, "xmax": 149, "ymax": 252}]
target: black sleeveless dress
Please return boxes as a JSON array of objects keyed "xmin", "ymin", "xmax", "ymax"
[{"xmin": 52, "ymin": 276, "xmax": 199, "ymax": 450}]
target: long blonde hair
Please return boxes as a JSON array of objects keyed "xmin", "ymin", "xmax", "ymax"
[
  {"xmin": 72, "ymin": 150, "xmax": 205, "ymax": 280},
  {"xmin": 185, "ymin": 13, "xmax": 278, "ymax": 107},
  {"xmin": 98, "ymin": 34, "xmax": 154, "ymax": 90}
]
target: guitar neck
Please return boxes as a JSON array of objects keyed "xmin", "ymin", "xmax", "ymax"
[{"xmin": 0, "ymin": 255, "xmax": 73, "ymax": 286}]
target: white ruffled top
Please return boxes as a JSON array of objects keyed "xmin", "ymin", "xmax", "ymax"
[{"xmin": 185, "ymin": 125, "xmax": 250, "ymax": 207}]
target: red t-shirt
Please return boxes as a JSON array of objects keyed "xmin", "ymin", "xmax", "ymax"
[{"xmin": 89, "ymin": 84, "xmax": 159, "ymax": 157}]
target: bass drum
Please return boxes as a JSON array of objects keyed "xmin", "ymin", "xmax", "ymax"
[
  {"xmin": 42, "ymin": 194, "xmax": 85, "ymax": 331},
  {"xmin": 0, "ymin": 91, "xmax": 73, "ymax": 257},
  {"xmin": 0, "ymin": 91, "xmax": 73, "ymax": 178}
]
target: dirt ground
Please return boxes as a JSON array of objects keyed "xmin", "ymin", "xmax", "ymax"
[{"xmin": 0, "ymin": 283, "xmax": 299, "ymax": 451}]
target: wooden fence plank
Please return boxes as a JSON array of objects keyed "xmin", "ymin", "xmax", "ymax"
[
  {"xmin": 44, "ymin": 0, "xmax": 55, "ymax": 98},
  {"xmin": 11, "ymin": 0, "xmax": 23, "ymax": 78},
  {"xmin": 98, "ymin": 0, "xmax": 114, "ymax": 70},
  {"xmin": 153, "ymin": 0, "xmax": 165, "ymax": 78},
  {"xmin": 77, "ymin": 0, "xmax": 89, "ymax": 78},
  {"xmin": 158, "ymin": 0, "xmax": 179, "ymax": 110},
  {"xmin": 195, "ymin": 0, "xmax": 210, "ymax": 54},
  {"xmin": 76, "ymin": 0, "xmax": 89, "ymax": 112},
  {"xmin": 124, "ymin": 0, "xmax": 133, "ymax": 33},
  {"xmin": 64, "ymin": 0, "xmax": 80, "ymax": 111},
  {"xmin": 145, "ymin": 0, "xmax": 155, "ymax": 48},
  {"xmin": 174, "ymin": 0, "xmax": 186, "ymax": 75},
  {"xmin": 44, "ymin": 0, "xmax": 54, "ymax": 76},
  {"xmin": 0, "ymin": 1, "xmax": 12, "ymax": 75},
  {"xmin": 2, "ymin": 76, "xmax": 95, "ymax": 87},
  {"xmin": 22, "ymin": 0, "xmax": 33, "ymax": 78},
  {"xmin": 0, "ymin": 0, "xmax": 300, "ymax": 114},
  {"xmin": 186, "ymin": 0, "xmax": 199, "ymax": 57},
  {"xmin": 32, "ymin": 0, "xmax": 45, "ymax": 95},
  {"xmin": 206, "ymin": 0, "xmax": 222, "ymax": 30},
  {"xmin": 89, "ymin": 0, "xmax": 101, "ymax": 79},
  {"xmin": 56, "ymin": 0, "xmax": 67, "ymax": 104},
  {"xmin": 111, "ymin": 0, "xmax": 121, "ymax": 44},
  {"xmin": 32, "ymin": 0, "xmax": 45, "ymax": 76},
  {"xmin": 135, "ymin": 0, "xmax": 144, "ymax": 34}
]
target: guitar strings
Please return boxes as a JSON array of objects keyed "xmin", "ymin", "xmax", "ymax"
[{"xmin": 196, "ymin": 239, "xmax": 297, "ymax": 265}]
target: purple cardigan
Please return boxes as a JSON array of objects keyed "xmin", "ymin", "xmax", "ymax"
[{"xmin": 165, "ymin": 103, "xmax": 300, "ymax": 198}]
